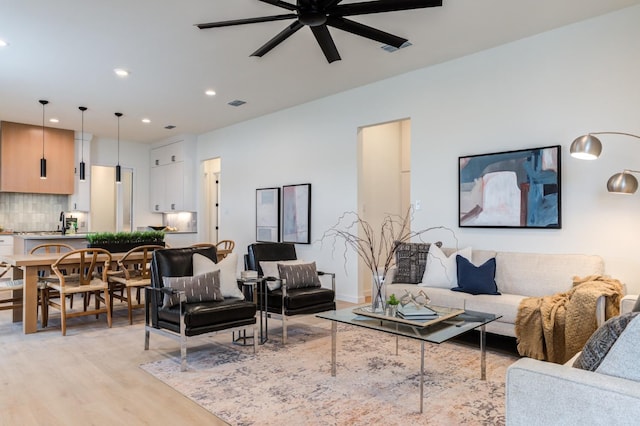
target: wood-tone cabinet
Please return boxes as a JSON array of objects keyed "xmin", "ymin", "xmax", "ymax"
[
  {"xmin": 149, "ymin": 138, "xmax": 196, "ymax": 213},
  {"xmin": 0, "ymin": 121, "xmax": 75, "ymax": 194}
]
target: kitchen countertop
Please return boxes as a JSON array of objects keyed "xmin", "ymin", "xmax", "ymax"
[{"xmin": 12, "ymin": 233, "xmax": 89, "ymax": 240}]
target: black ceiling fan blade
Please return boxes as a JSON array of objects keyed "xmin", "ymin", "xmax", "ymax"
[
  {"xmin": 310, "ymin": 24, "xmax": 341, "ymax": 63},
  {"xmin": 321, "ymin": 0, "xmax": 344, "ymax": 7},
  {"xmin": 251, "ymin": 21, "xmax": 305, "ymax": 57},
  {"xmin": 197, "ymin": 13, "xmax": 296, "ymax": 29},
  {"xmin": 327, "ymin": 16, "xmax": 407, "ymax": 48},
  {"xmin": 258, "ymin": 0, "xmax": 298, "ymax": 11},
  {"xmin": 330, "ymin": 0, "xmax": 442, "ymax": 17}
]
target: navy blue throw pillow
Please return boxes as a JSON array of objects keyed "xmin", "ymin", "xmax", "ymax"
[{"xmin": 452, "ymin": 255, "xmax": 500, "ymax": 295}]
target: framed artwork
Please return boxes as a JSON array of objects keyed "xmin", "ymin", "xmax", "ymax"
[
  {"xmin": 256, "ymin": 187, "xmax": 280, "ymax": 242},
  {"xmin": 459, "ymin": 145, "xmax": 561, "ymax": 228},
  {"xmin": 282, "ymin": 183, "xmax": 311, "ymax": 244}
]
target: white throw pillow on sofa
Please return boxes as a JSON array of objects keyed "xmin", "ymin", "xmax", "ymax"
[
  {"xmin": 193, "ymin": 252, "xmax": 244, "ymax": 299},
  {"xmin": 419, "ymin": 245, "xmax": 472, "ymax": 288}
]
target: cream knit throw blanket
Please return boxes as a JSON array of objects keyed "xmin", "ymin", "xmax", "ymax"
[{"xmin": 515, "ymin": 275, "xmax": 623, "ymax": 364}]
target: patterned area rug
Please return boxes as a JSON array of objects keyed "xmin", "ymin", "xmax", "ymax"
[{"xmin": 140, "ymin": 323, "xmax": 518, "ymax": 425}]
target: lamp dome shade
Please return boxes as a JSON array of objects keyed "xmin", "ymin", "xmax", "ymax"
[
  {"xmin": 607, "ymin": 172, "xmax": 638, "ymax": 194},
  {"xmin": 570, "ymin": 134, "xmax": 602, "ymax": 160}
]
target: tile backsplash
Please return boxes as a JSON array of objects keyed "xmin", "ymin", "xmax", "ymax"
[{"xmin": 0, "ymin": 193, "xmax": 70, "ymax": 232}]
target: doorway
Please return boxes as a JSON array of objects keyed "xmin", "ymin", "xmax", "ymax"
[
  {"xmin": 202, "ymin": 158, "xmax": 221, "ymax": 243},
  {"xmin": 357, "ymin": 119, "xmax": 411, "ymax": 301},
  {"xmin": 90, "ymin": 165, "xmax": 133, "ymax": 232}
]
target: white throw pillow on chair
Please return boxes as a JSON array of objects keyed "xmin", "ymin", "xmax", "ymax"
[{"xmin": 193, "ymin": 252, "xmax": 244, "ymax": 299}]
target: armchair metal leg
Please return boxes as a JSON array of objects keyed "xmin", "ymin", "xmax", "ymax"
[
  {"xmin": 180, "ymin": 335, "xmax": 187, "ymax": 372},
  {"xmin": 253, "ymin": 323, "xmax": 258, "ymax": 353},
  {"xmin": 144, "ymin": 328, "xmax": 150, "ymax": 350},
  {"xmin": 282, "ymin": 310, "xmax": 287, "ymax": 345}
]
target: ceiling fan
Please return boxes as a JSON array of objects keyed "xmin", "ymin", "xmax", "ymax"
[{"xmin": 196, "ymin": 0, "xmax": 443, "ymax": 63}]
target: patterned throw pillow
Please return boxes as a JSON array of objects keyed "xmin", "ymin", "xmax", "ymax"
[
  {"xmin": 277, "ymin": 262, "xmax": 322, "ymax": 289},
  {"xmin": 392, "ymin": 241, "xmax": 442, "ymax": 284},
  {"xmin": 162, "ymin": 270, "xmax": 223, "ymax": 308},
  {"xmin": 573, "ymin": 312, "xmax": 640, "ymax": 371}
]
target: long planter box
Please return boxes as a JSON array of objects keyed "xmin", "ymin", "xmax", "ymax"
[{"xmin": 87, "ymin": 241, "xmax": 165, "ymax": 253}]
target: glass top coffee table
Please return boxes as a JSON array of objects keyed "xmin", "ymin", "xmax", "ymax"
[{"xmin": 316, "ymin": 305, "xmax": 501, "ymax": 413}]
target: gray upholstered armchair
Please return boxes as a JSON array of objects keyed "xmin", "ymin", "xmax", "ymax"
[{"xmin": 245, "ymin": 243, "xmax": 336, "ymax": 344}]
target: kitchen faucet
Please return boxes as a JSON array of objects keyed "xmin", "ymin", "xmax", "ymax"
[{"xmin": 59, "ymin": 211, "xmax": 66, "ymax": 235}]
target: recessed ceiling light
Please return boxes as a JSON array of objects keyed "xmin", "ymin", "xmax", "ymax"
[
  {"xmin": 205, "ymin": 89, "xmax": 216, "ymax": 96},
  {"xmin": 142, "ymin": 118, "xmax": 151, "ymax": 124},
  {"xmin": 114, "ymin": 68, "xmax": 130, "ymax": 77},
  {"xmin": 49, "ymin": 118, "xmax": 59, "ymax": 123},
  {"xmin": 0, "ymin": 39, "xmax": 7, "ymax": 47}
]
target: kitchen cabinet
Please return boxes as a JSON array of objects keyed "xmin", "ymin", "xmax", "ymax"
[
  {"xmin": 149, "ymin": 138, "xmax": 196, "ymax": 212},
  {"xmin": 68, "ymin": 134, "xmax": 91, "ymax": 211},
  {"xmin": 0, "ymin": 235, "xmax": 13, "ymax": 279},
  {"xmin": 0, "ymin": 121, "xmax": 75, "ymax": 194}
]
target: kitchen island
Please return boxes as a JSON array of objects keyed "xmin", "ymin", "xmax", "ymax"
[{"xmin": 13, "ymin": 233, "xmax": 88, "ymax": 254}]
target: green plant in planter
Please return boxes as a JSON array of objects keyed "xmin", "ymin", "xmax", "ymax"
[
  {"xmin": 86, "ymin": 231, "xmax": 164, "ymax": 247},
  {"xmin": 387, "ymin": 293, "xmax": 400, "ymax": 306}
]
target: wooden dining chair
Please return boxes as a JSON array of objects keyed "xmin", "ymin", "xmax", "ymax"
[
  {"xmin": 48, "ymin": 248, "xmax": 112, "ymax": 336},
  {"xmin": 30, "ymin": 243, "xmax": 74, "ymax": 328},
  {"xmin": 215, "ymin": 240, "xmax": 235, "ymax": 262},
  {"xmin": 0, "ymin": 262, "xmax": 24, "ymax": 321},
  {"xmin": 107, "ymin": 244, "xmax": 164, "ymax": 324}
]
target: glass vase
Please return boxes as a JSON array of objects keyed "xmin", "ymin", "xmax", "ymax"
[{"xmin": 371, "ymin": 271, "xmax": 386, "ymax": 313}]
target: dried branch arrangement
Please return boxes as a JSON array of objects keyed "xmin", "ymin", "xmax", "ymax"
[{"xmin": 320, "ymin": 208, "xmax": 455, "ymax": 310}]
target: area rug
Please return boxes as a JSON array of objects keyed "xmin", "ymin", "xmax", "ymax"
[{"xmin": 140, "ymin": 323, "xmax": 519, "ymax": 425}]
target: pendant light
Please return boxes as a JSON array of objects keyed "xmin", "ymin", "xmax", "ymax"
[
  {"xmin": 115, "ymin": 112, "xmax": 122, "ymax": 184},
  {"xmin": 39, "ymin": 99, "xmax": 48, "ymax": 179},
  {"xmin": 78, "ymin": 106, "xmax": 87, "ymax": 181}
]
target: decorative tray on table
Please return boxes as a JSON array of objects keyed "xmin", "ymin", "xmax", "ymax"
[{"xmin": 352, "ymin": 304, "xmax": 464, "ymax": 328}]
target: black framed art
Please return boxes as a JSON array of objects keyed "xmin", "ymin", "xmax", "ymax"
[
  {"xmin": 282, "ymin": 183, "xmax": 311, "ymax": 244},
  {"xmin": 256, "ymin": 187, "xmax": 280, "ymax": 242},
  {"xmin": 459, "ymin": 145, "xmax": 561, "ymax": 228}
]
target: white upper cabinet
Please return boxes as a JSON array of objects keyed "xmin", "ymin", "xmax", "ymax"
[{"xmin": 149, "ymin": 137, "xmax": 196, "ymax": 213}]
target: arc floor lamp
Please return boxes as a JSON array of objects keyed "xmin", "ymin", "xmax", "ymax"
[{"xmin": 570, "ymin": 132, "xmax": 640, "ymax": 194}]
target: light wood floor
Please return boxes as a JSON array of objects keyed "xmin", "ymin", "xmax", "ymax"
[{"xmin": 0, "ymin": 299, "xmax": 352, "ymax": 425}]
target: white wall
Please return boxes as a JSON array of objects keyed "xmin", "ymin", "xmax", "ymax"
[
  {"xmin": 191, "ymin": 5, "xmax": 640, "ymax": 301},
  {"xmin": 91, "ymin": 136, "xmax": 155, "ymax": 230}
]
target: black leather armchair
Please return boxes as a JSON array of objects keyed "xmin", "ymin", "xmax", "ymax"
[
  {"xmin": 245, "ymin": 243, "xmax": 335, "ymax": 344},
  {"xmin": 145, "ymin": 246, "xmax": 257, "ymax": 371}
]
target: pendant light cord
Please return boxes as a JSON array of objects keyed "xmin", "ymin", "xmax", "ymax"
[
  {"xmin": 41, "ymin": 102, "xmax": 45, "ymax": 159},
  {"xmin": 117, "ymin": 114, "xmax": 120, "ymax": 166},
  {"xmin": 81, "ymin": 108, "xmax": 84, "ymax": 162}
]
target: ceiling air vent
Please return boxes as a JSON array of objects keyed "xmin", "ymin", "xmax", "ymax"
[
  {"xmin": 164, "ymin": 125, "xmax": 176, "ymax": 130},
  {"xmin": 381, "ymin": 41, "xmax": 412, "ymax": 53},
  {"xmin": 228, "ymin": 100, "xmax": 247, "ymax": 107}
]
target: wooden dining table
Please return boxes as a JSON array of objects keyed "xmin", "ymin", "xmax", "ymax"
[{"xmin": 0, "ymin": 251, "xmax": 137, "ymax": 334}]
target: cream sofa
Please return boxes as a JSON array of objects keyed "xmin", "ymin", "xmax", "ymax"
[
  {"xmin": 386, "ymin": 248, "xmax": 605, "ymax": 337},
  {"xmin": 505, "ymin": 298, "xmax": 640, "ymax": 425}
]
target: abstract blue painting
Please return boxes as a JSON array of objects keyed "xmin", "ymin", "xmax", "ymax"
[{"xmin": 459, "ymin": 145, "xmax": 561, "ymax": 228}]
